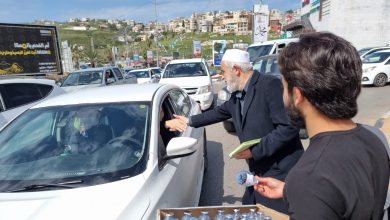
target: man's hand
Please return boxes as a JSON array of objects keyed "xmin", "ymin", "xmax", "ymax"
[
  {"xmin": 233, "ymin": 149, "xmax": 253, "ymax": 159},
  {"xmin": 164, "ymin": 114, "xmax": 188, "ymax": 132},
  {"xmin": 254, "ymin": 176, "xmax": 285, "ymax": 199}
]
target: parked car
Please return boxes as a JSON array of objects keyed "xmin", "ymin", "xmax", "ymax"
[
  {"xmin": 0, "ymin": 83, "xmax": 206, "ymax": 220},
  {"xmin": 359, "ymin": 46, "xmax": 390, "ymax": 60},
  {"xmin": 159, "ymin": 58, "xmax": 214, "ymax": 111},
  {"xmin": 128, "ymin": 68, "xmax": 160, "ymax": 84},
  {"xmin": 361, "ymin": 49, "xmax": 390, "ymax": 87},
  {"xmin": 246, "ymin": 38, "xmax": 298, "ymax": 63},
  {"xmin": 0, "ymin": 78, "xmax": 65, "ymax": 128},
  {"xmin": 60, "ymin": 66, "xmax": 137, "ymax": 92}
]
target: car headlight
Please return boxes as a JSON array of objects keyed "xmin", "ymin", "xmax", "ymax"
[
  {"xmin": 198, "ymin": 85, "xmax": 211, "ymax": 94},
  {"xmin": 363, "ymin": 66, "xmax": 376, "ymax": 73},
  {"xmin": 218, "ymin": 89, "xmax": 231, "ymax": 101}
]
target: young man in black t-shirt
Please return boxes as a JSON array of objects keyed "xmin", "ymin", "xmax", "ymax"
[{"xmin": 253, "ymin": 32, "xmax": 390, "ymax": 220}]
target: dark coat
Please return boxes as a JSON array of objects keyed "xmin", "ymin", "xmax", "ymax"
[{"xmin": 191, "ymin": 72, "xmax": 304, "ymax": 212}]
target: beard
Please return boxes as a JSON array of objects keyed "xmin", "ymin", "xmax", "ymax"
[
  {"xmin": 226, "ymin": 75, "xmax": 240, "ymax": 93},
  {"xmin": 286, "ymin": 96, "xmax": 306, "ymax": 129}
]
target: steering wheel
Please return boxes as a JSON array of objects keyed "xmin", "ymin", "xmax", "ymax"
[{"xmin": 107, "ymin": 137, "xmax": 142, "ymax": 150}]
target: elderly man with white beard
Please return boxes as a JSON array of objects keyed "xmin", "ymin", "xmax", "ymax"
[{"xmin": 168, "ymin": 49, "xmax": 304, "ymax": 213}]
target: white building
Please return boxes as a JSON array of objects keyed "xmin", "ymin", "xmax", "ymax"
[{"xmin": 301, "ymin": 0, "xmax": 390, "ymax": 48}]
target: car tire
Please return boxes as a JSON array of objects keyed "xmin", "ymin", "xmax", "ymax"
[
  {"xmin": 223, "ymin": 121, "xmax": 236, "ymax": 132},
  {"xmin": 203, "ymin": 129, "xmax": 208, "ymax": 174},
  {"xmin": 373, "ymin": 73, "xmax": 387, "ymax": 87}
]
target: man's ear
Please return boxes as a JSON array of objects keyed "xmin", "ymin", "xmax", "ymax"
[
  {"xmin": 232, "ymin": 64, "xmax": 241, "ymax": 76},
  {"xmin": 292, "ymin": 87, "xmax": 304, "ymax": 106}
]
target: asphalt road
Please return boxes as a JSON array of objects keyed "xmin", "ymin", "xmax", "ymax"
[{"xmin": 199, "ymin": 81, "xmax": 390, "ymax": 206}]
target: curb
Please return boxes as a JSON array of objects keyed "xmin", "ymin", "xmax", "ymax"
[{"xmin": 375, "ymin": 110, "xmax": 390, "ymax": 143}]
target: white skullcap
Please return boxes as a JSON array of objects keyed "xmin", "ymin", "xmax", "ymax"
[{"xmin": 222, "ymin": 49, "xmax": 250, "ymax": 63}]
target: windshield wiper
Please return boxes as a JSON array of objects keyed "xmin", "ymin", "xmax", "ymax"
[{"xmin": 7, "ymin": 180, "xmax": 84, "ymax": 192}]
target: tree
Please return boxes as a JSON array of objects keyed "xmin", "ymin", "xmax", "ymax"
[{"xmin": 82, "ymin": 47, "xmax": 101, "ymax": 67}]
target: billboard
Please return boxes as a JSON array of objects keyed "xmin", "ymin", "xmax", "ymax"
[
  {"xmin": 0, "ymin": 23, "xmax": 62, "ymax": 75},
  {"xmin": 253, "ymin": 4, "xmax": 269, "ymax": 43},
  {"xmin": 193, "ymin": 41, "xmax": 201, "ymax": 57},
  {"xmin": 212, "ymin": 40, "xmax": 227, "ymax": 66}
]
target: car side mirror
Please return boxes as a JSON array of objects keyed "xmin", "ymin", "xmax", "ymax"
[
  {"xmin": 210, "ymin": 70, "xmax": 217, "ymax": 76},
  {"xmin": 152, "ymin": 74, "xmax": 161, "ymax": 79},
  {"xmin": 164, "ymin": 137, "xmax": 198, "ymax": 160},
  {"xmin": 56, "ymin": 81, "xmax": 62, "ymax": 86}
]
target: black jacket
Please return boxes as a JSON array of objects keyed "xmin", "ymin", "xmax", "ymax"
[{"xmin": 191, "ymin": 73, "xmax": 303, "ymax": 180}]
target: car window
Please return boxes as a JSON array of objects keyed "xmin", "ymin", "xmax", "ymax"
[
  {"xmin": 247, "ymin": 45, "xmax": 273, "ymax": 62},
  {"xmin": 168, "ymin": 89, "xmax": 192, "ymax": 117},
  {"xmin": 362, "ymin": 52, "xmax": 390, "ymax": 64},
  {"xmin": 0, "ymin": 83, "xmax": 53, "ymax": 110},
  {"xmin": 131, "ymin": 70, "xmax": 150, "ymax": 78},
  {"xmin": 0, "ymin": 102, "xmax": 150, "ymax": 191},
  {"xmin": 62, "ymin": 71, "xmax": 103, "ymax": 86},
  {"xmin": 163, "ymin": 62, "xmax": 207, "ymax": 78},
  {"xmin": 113, "ymin": 68, "xmax": 124, "ymax": 80}
]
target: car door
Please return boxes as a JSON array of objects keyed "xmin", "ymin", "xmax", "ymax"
[{"xmin": 148, "ymin": 88, "xmax": 204, "ymax": 211}]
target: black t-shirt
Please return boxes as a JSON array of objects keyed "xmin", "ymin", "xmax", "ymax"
[{"xmin": 284, "ymin": 124, "xmax": 389, "ymax": 220}]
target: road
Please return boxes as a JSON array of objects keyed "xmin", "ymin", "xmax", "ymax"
[{"xmin": 199, "ymin": 81, "xmax": 390, "ymax": 206}]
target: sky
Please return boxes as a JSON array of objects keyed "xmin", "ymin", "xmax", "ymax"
[{"xmin": 0, "ymin": 0, "xmax": 300, "ymax": 24}]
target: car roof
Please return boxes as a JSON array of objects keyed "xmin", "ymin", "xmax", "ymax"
[
  {"xmin": 168, "ymin": 58, "xmax": 204, "ymax": 64},
  {"xmin": 249, "ymin": 38, "xmax": 299, "ymax": 47},
  {"xmin": 0, "ymin": 78, "xmax": 56, "ymax": 85},
  {"xmin": 32, "ymin": 84, "xmax": 165, "ymax": 108},
  {"xmin": 130, "ymin": 68, "xmax": 149, "ymax": 72}
]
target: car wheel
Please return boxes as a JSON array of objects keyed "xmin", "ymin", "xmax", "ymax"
[
  {"xmin": 223, "ymin": 121, "xmax": 236, "ymax": 132},
  {"xmin": 373, "ymin": 73, "xmax": 387, "ymax": 87},
  {"xmin": 203, "ymin": 129, "xmax": 208, "ymax": 174}
]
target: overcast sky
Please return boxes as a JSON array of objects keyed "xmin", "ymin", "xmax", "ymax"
[{"xmin": 0, "ymin": 0, "xmax": 300, "ymax": 24}]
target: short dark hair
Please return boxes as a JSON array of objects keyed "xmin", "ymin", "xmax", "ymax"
[{"xmin": 278, "ymin": 32, "xmax": 362, "ymax": 119}]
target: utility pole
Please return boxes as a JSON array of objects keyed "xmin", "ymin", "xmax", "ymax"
[
  {"xmin": 124, "ymin": 26, "xmax": 129, "ymax": 67},
  {"xmin": 154, "ymin": 0, "xmax": 159, "ymax": 67}
]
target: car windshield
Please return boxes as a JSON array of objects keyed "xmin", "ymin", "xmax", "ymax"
[
  {"xmin": 247, "ymin": 45, "xmax": 273, "ymax": 62},
  {"xmin": 253, "ymin": 57, "xmax": 281, "ymax": 78},
  {"xmin": 62, "ymin": 70, "xmax": 103, "ymax": 86},
  {"xmin": 162, "ymin": 62, "xmax": 207, "ymax": 78},
  {"xmin": 130, "ymin": 70, "xmax": 150, "ymax": 78},
  {"xmin": 362, "ymin": 52, "xmax": 390, "ymax": 64},
  {"xmin": 0, "ymin": 102, "xmax": 150, "ymax": 192}
]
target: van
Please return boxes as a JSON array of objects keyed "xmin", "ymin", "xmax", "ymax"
[{"xmin": 247, "ymin": 38, "xmax": 299, "ymax": 62}]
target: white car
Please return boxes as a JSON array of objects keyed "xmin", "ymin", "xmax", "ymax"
[
  {"xmin": 0, "ymin": 78, "xmax": 65, "ymax": 128},
  {"xmin": 128, "ymin": 68, "xmax": 159, "ymax": 84},
  {"xmin": 362, "ymin": 49, "xmax": 390, "ymax": 87},
  {"xmin": 160, "ymin": 58, "xmax": 214, "ymax": 111},
  {"xmin": 0, "ymin": 84, "xmax": 206, "ymax": 220}
]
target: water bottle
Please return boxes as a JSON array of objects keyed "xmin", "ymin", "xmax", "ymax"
[
  {"xmin": 214, "ymin": 210, "xmax": 225, "ymax": 220},
  {"xmin": 198, "ymin": 211, "xmax": 211, "ymax": 220},
  {"xmin": 224, "ymin": 214, "xmax": 234, "ymax": 220},
  {"xmin": 256, "ymin": 211, "xmax": 265, "ymax": 220},
  {"xmin": 164, "ymin": 213, "xmax": 177, "ymax": 220},
  {"xmin": 263, "ymin": 216, "xmax": 272, "ymax": 220},
  {"xmin": 248, "ymin": 208, "xmax": 256, "ymax": 219},
  {"xmin": 240, "ymin": 214, "xmax": 249, "ymax": 220},
  {"xmin": 181, "ymin": 211, "xmax": 193, "ymax": 220},
  {"xmin": 232, "ymin": 209, "xmax": 241, "ymax": 220}
]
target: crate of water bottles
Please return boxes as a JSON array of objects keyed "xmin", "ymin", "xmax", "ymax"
[{"xmin": 157, "ymin": 204, "xmax": 289, "ymax": 220}]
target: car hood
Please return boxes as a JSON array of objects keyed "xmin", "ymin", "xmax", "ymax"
[
  {"xmin": 62, "ymin": 84, "xmax": 101, "ymax": 92},
  {"xmin": 0, "ymin": 175, "xmax": 150, "ymax": 220},
  {"xmin": 159, "ymin": 76, "xmax": 211, "ymax": 88}
]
